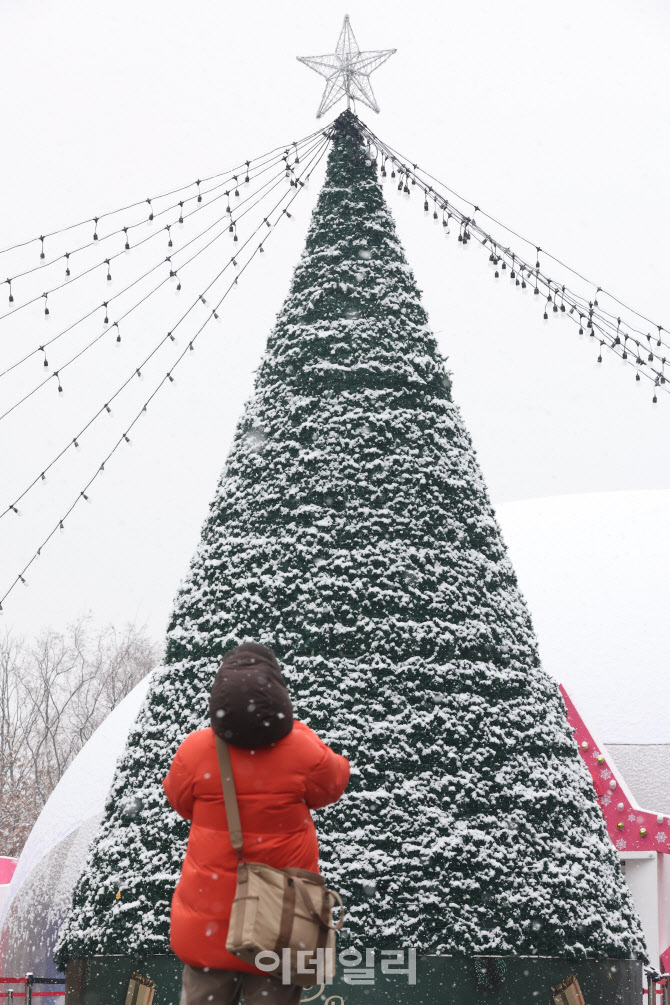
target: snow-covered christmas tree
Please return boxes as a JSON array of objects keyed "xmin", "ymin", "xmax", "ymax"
[{"xmin": 55, "ymin": 109, "xmax": 646, "ymax": 967}]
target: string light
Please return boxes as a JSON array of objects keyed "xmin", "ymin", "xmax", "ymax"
[
  {"xmin": 0, "ymin": 128, "xmax": 325, "ymax": 261},
  {"xmin": 0, "ymin": 133, "xmax": 333, "ymax": 540},
  {"xmin": 0, "ymin": 145, "xmax": 316, "ymax": 319},
  {"xmin": 356, "ymin": 115, "xmax": 670, "ymax": 400}
]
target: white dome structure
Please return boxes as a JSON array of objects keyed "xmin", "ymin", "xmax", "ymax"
[
  {"xmin": 0, "ymin": 675, "xmax": 152, "ymax": 977},
  {"xmin": 495, "ymin": 489, "xmax": 670, "ymax": 747},
  {"xmin": 1, "ymin": 488, "xmax": 669, "ymax": 976}
]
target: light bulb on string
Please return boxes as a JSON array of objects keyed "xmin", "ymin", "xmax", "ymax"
[
  {"xmin": 166, "ymin": 226, "xmax": 173, "ymax": 248},
  {"xmin": 146, "ymin": 199, "xmax": 154, "ymax": 226},
  {"xmin": 113, "ymin": 322, "xmax": 121, "ymax": 344},
  {"xmin": 178, "ymin": 202, "xmax": 185, "ymax": 226},
  {"xmin": 245, "ymin": 161, "xmax": 251, "ymax": 182},
  {"xmin": 6, "ymin": 279, "xmax": 13, "ymax": 303},
  {"xmin": 103, "ymin": 302, "xmax": 109, "ymax": 324},
  {"xmin": 168, "ymin": 372, "xmax": 175, "ymax": 383},
  {"xmin": 200, "ymin": 295, "xmax": 208, "ymax": 307},
  {"xmin": 43, "ymin": 294, "xmax": 50, "ymax": 319},
  {"xmin": 65, "ymin": 254, "xmax": 72, "ymax": 280},
  {"xmin": 123, "ymin": 228, "xmax": 130, "ymax": 253},
  {"xmin": 39, "ymin": 236, "xmax": 46, "ymax": 260},
  {"xmin": 81, "ymin": 491, "xmax": 90, "ymax": 503},
  {"xmin": 10, "ymin": 505, "xmax": 20, "ymax": 516},
  {"xmin": 136, "ymin": 368, "xmax": 143, "ymax": 381},
  {"xmin": 106, "ymin": 260, "xmax": 112, "ymax": 282},
  {"xmin": 93, "ymin": 218, "xmax": 100, "ymax": 241},
  {"xmin": 40, "ymin": 347, "xmax": 48, "ymax": 368},
  {"xmin": 105, "ymin": 403, "xmax": 112, "ymax": 414}
]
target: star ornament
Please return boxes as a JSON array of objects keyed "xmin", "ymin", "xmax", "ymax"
[{"xmin": 298, "ymin": 15, "xmax": 396, "ymax": 119}]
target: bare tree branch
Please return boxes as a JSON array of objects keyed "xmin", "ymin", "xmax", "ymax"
[{"xmin": 0, "ymin": 617, "xmax": 160, "ymax": 858}]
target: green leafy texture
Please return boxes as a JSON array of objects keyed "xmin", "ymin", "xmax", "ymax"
[{"xmin": 55, "ymin": 112, "xmax": 646, "ymax": 965}]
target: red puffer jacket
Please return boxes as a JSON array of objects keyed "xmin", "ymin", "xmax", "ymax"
[{"xmin": 162, "ymin": 721, "xmax": 350, "ymax": 970}]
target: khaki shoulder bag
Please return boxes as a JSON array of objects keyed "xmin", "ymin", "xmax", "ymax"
[{"xmin": 215, "ymin": 735, "xmax": 345, "ymax": 988}]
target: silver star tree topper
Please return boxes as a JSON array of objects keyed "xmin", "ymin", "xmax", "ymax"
[{"xmin": 298, "ymin": 15, "xmax": 396, "ymax": 119}]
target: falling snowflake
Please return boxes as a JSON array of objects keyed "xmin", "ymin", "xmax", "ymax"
[
  {"xmin": 600, "ymin": 794, "xmax": 611, "ymax": 807},
  {"xmin": 616, "ymin": 839, "xmax": 627, "ymax": 850},
  {"xmin": 592, "ymin": 750, "xmax": 601, "ymax": 760},
  {"xmin": 600, "ymin": 769, "xmax": 612, "ymax": 780},
  {"xmin": 628, "ymin": 814, "xmax": 637, "ymax": 822},
  {"xmin": 656, "ymin": 831, "xmax": 667, "ymax": 844}
]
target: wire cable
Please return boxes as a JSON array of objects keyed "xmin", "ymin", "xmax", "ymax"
[
  {"xmin": 0, "ymin": 129, "xmax": 324, "ymax": 260},
  {"xmin": 0, "ymin": 134, "xmax": 332, "ymax": 528},
  {"xmin": 0, "ymin": 133, "xmax": 333, "ymax": 610},
  {"xmin": 0, "ymin": 136, "xmax": 320, "ymax": 323},
  {"xmin": 0, "ymin": 136, "xmax": 325, "ymax": 381},
  {"xmin": 358, "ymin": 117, "xmax": 670, "ymax": 354}
]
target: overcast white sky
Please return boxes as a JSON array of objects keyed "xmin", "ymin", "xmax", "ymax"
[{"xmin": 1, "ymin": 0, "xmax": 669, "ymax": 741}]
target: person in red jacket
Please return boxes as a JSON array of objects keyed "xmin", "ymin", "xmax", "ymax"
[{"xmin": 163, "ymin": 642, "xmax": 350, "ymax": 1005}]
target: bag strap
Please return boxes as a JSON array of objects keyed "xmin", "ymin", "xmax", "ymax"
[
  {"xmin": 293, "ymin": 881, "xmax": 346, "ymax": 931},
  {"xmin": 215, "ymin": 734, "xmax": 244, "ymax": 857}
]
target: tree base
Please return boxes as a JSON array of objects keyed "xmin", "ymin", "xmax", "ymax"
[{"xmin": 64, "ymin": 953, "xmax": 643, "ymax": 1004}]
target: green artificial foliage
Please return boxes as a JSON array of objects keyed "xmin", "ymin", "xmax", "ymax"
[{"xmin": 55, "ymin": 111, "xmax": 646, "ymax": 965}]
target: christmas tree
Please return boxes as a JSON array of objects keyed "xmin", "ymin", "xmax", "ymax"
[{"xmin": 55, "ymin": 111, "xmax": 646, "ymax": 965}]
